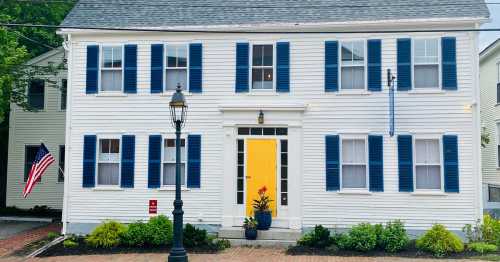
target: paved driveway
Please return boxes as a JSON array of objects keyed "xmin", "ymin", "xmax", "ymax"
[{"xmin": 0, "ymin": 221, "xmax": 48, "ymax": 240}]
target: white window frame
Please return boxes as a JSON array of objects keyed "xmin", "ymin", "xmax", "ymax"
[
  {"xmin": 339, "ymin": 40, "xmax": 368, "ymax": 91},
  {"xmin": 96, "ymin": 135, "xmax": 122, "ymax": 187},
  {"xmin": 412, "ymin": 135, "xmax": 444, "ymax": 192},
  {"xmin": 59, "ymin": 79, "xmax": 67, "ymax": 111},
  {"xmin": 99, "ymin": 45, "xmax": 124, "ymax": 93},
  {"xmin": 339, "ymin": 134, "xmax": 369, "ymax": 190},
  {"xmin": 164, "ymin": 43, "xmax": 189, "ymax": 92},
  {"xmin": 26, "ymin": 78, "xmax": 46, "ymax": 111},
  {"xmin": 488, "ymin": 184, "xmax": 500, "ymax": 203},
  {"xmin": 250, "ymin": 42, "xmax": 276, "ymax": 92},
  {"xmin": 412, "ymin": 38, "xmax": 441, "ymax": 89},
  {"xmin": 161, "ymin": 135, "xmax": 188, "ymax": 188}
]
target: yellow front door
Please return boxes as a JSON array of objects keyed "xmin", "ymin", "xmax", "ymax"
[{"xmin": 246, "ymin": 139, "xmax": 277, "ymax": 217}]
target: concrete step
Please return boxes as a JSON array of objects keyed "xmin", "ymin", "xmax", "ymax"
[
  {"xmin": 218, "ymin": 227, "xmax": 301, "ymax": 241},
  {"xmin": 225, "ymin": 238, "xmax": 297, "ymax": 248}
]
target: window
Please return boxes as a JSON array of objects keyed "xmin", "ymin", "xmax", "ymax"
[
  {"xmin": 24, "ymin": 145, "xmax": 40, "ymax": 182},
  {"xmin": 497, "ymin": 123, "xmax": 500, "ymax": 168},
  {"xmin": 341, "ymin": 41, "xmax": 365, "ymax": 90},
  {"xmin": 414, "ymin": 39, "xmax": 439, "ymax": 89},
  {"xmin": 280, "ymin": 140, "xmax": 288, "ymax": 205},
  {"xmin": 497, "ymin": 63, "xmax": 500, "ymax": 103},
  {"xmin": 101, "ymin": 46, "xmax": 123, "ymax": 91},
  {"xmin": 341, "ymin": 138, "xmax": 367, "ymax": 189},
  {"xmin": 27, "ymin": 79, "xmax": 45, "ymax": 109},
  {"xmin": 237, "ymin": 127, "xmax": 287, "ymax": 136},
  {"xmin": 60, "ymin": 79, "xmax": 67, "ymax": 110},
  {"xmin": 252, "ymin": 44, "xmax": 273, "ymax": 90},
  {"xmin": 162, "ymin": 138, "xmax": 186, "ymax": 186},
  {"xmin": 166, "ymin": 45, "xmax": 187, "ymax": 91},
  {"xmin": 58, "ymin": 145, "xmax": 65, "ymax": 182},
  {"xmin": 237, "ymin": 139, "xmax": 244, "ymax": 204},
  {"xmin": 415, "ymin": 139, "xmax": 441, "ymax": 190},
  {"xmin": 97, "ymin": 138, "xmax": 120, "ymax": 186},
  {"xmin": 489, "ymin": 185, "xmax": 500, "ymax": 202}
]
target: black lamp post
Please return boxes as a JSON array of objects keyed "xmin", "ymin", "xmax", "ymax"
[{"xmin": 168, "ymin": 83, "xmax": 188, "ymax": 262}]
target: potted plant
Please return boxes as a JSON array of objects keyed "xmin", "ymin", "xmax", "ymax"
[
  {"xmin": 243, "ymin": 217, "xmax": 258, "ymax": 240},
  {"xmin": 252, "ymin": 186, "xmax": 273, "ymax": 230}
]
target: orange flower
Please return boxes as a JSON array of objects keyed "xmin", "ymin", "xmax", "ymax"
[{"xmin": 258, "ymin": 186, "xmax": 267, "ymax": 195}]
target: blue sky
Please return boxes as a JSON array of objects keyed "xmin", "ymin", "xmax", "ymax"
[{"xmin": 480, "ymin": 4, "xmax": 500, "ymax": 51}]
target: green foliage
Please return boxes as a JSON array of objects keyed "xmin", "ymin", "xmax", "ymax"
[
  {"xmin": 120, "ymin": 221, "xmax": 150, "ymax": 247},
  {"xmin": 243, "ymin": 217, "xmax": 257, "ymax": 230},
  {"xmin": 147, "ymin": 215, "xmax": 173, "ymax": 246},
  {"xmin": 252, "ymin": 186, "xmax": 273, "ymax": 212},
  {"xmin": 463, "ymin": 215, "xmax": 500, "ymax": 246},
  {"xmin": 63, "ymin": 239, "xmax": 78, "ymax": 248},
  {"xmin": 379, "ymin": 220, "xmax": 409, "ymax": 253},
  {"xmin": 467, "ymin": 242, "xmax": 498, "ymax": 254},
  {"xmin": 416, "ymin": 224, "xmax": 464, "ymax": 257},
  {"xmin": 346, "ymin": 223, "xmax": 378, "ymax": 252},
  {"xmin": 46, "ymin": 232, "xmax": 59, "ymax": 241},
  {"xmin": 183, "ymin": 224, "xmax": 209, "ymax": 248},
  {"xmin": 214, "ymin": 238, "xmax": 231, "ymax": 250},
  {"xmin": 85, "ymin": 221, "xmax": 127, "ymax": 248},
  {"xmin": 335, "ymin": 233, "xmax": 352, "ymax": 250},
  {"xmin": 297, "ymin": 225, "xmax": 332, "ymax": 248}
]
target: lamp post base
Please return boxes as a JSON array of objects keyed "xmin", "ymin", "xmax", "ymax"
[{"xmin": 168, "ymin": 248, "xmax": 188, "ymax": 262}]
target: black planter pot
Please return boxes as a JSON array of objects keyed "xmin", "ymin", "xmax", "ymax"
[
  {"xmin": 244, "ymin": 228, "xmax": 258, "ymax": 240},
  {"xmin": 254, "ymin": 210, "xmax": 272, "ymax": 230}
]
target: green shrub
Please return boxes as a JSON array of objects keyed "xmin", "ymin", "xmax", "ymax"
[
  {"xmin": 467, "ymin": 242, "xmax": 498, "ymax": 254},
  {"xmin": 347, "ymin": 223, "xmax": 378, "ymax": 252},
  {"xmin": 416, "ymin": 224, "xmax": 464, "ymax": 257},
  {"xmin": 183, "ymin": 224, "xmax": 209, "ymax": 248},
  {"xmin": 214, "ymin": 238, "xmax": 231, "ymax": 250},
  {"xmin": 379, "ymin": 220, "xmax": 409, "ymax": 253},
  {"xmin": 463, "ymin": 215, "xmax": 500, "ymax": 245},
  {"xmin": 373, "ymin": 223, "xmax": 384, "ymax": 249},
  {"xmin": 147, "ymin": 215, "xmax": 173, "ymax": 246},
  {"xmin": 335, "ymin": 233, "xmax": 352, "ymax": 250},
  {"xmin": 120, "ymin": 221, "xmax": 149, "ymax": 247},
  {"xmin": 85, "ymin": 221, "xmax": 127, "ymax": 248},
  {"xmin": 47, "ymin": 232, "xmax": 59, "ymax": 241},
  {"xmin": 297, "ymin": 225, "xmax": 332, "ymax": 248},
  {"xmin": 63, "ymin": 239, "xmax": 78, "ymax": 248}
]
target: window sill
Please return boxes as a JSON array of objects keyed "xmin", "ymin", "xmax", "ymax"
[
  {"xmin": 95, "ymin": 92, "xmax": 128, "ymax": 97},
  {"xmin": 246, "ymin": 90, "xmax": 281, "ymax": 96},
  {"xmin": 337, "ymin": 190, "xmax": 372, "ymax": 195},
  {"xmin": 157, "ymin": 186, "xmax": 190, "ymax": 191},
  {"xmin": 411, "ymin": 191, "xmax": 446, "ymax": 196},
  {"xmin": 407, "ymin": 89, "xmax": 445, "ymax": 95},
  {"xmin": 92, "ymin": 187, "xmax": 124, "ymax": 191},
  {"xmin": 159, "ymin": 91, "xmax": 192, "ymax": 97},
  {"xmin": 335, "ymin": 91, "xmax": 371, "ymax": 96}
]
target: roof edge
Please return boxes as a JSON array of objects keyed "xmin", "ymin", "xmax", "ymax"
[{"xmin": 25, "ymin": 47, "xmax": 64, "ymax": 66}]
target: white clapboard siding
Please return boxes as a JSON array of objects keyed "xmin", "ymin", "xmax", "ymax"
[
  {"xmin": 6, "ymin": 48, "xmax": 67, "ymax": 209},
  {"xmin": 65, "ymin": 28, "xmax": 479, "ymax": 231}
]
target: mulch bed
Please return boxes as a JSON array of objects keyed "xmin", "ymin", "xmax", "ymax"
[
  {"xmin": 286, "ymin": 242, "xmax": 498, "ymax": 260},
  {"xmin": 38, "ymin": 237, "xmax": 221, "ymax": 257}
]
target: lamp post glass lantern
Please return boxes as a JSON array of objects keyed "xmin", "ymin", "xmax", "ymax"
[{"xmin": 168, "ymin": 83, "xmax": 188, "ymax": 262}]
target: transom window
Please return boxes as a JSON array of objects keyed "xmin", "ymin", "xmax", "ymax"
[
  {"xmin": 97, "ymin": 138, "xmax": 120, "ymax": 186},
  {"xmin": 252, "ymin": 44, "xmax": 273, "ymax": 90},
  {"xmin": 166, "ymin": 45, "xmax": 188, "ymax": 91},
  {"xmin": 341, "ymin": 41, "xmax": 365, "ymax": 90},
  {"xmin": 414, "ymin": 39, "xmax": 439, "ymax": 89},
  {"xmin": 162, "ymin": 138, "xmax": 186, "ymax": 186},
  {"xmin": 489, "ymin": 185, "xmax": 500, "ymax": 202},
  {"xmin": 27, "ymin": 79, "xmax": 45, "ymax": 110},
  {"xmin": 101, "ymin": 46, "xmax": 123, "ymax": 91},
  {"xmin": 237, "ymin": 127, "xmax": 287, "ymax": 136},
  {"xmin": 341, "ymin": 138, "xmax": 367, "ymax": 189},
  {"xmin": 415, "ymin": 139, "xmax": 441, "ymax": 190}
]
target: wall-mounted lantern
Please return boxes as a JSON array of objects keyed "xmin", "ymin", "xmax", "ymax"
[{"xmin": 258, "ymin": 110, "xmax": 264, "ymax": 124}]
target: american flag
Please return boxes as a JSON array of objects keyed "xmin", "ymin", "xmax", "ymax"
[{"xmin": 23, "ymin": 143, "xmax": 55, "ymax": 198}]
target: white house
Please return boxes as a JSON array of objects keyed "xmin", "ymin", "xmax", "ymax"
[
  {"xmin": 480, "ymin": 39, "xmax": 500, "ymax": 214},
  {"xmin": 6, "ymin": 48, "xmax": 67, "ymax": 210},
  {"xmin": 59, "ymin": 0, "xmax": 489, "ymax": 235}
]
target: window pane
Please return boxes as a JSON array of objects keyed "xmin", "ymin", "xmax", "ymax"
[
  {"xmin": 28, "ymin": 80, "xmax": 45, "ymax": 109},
  {"xmin": 58, "ymin": 146, "xmax": 65, "ymax": 182},
  {"xmin": 110, "ymin": 139, "xmax": 120, "ymax": 153},
  {"xmin": 341, "ymin": 66, "xmax": 364, "ymax": 90},
  {"xmin": 262, "ymin": 68, "xmax": 273, "ymax": 89},
  {"xmin": 414, "ymin": 39, "xmax": 426, "ymax": 58},
  {"xmin": 166, "ymin": 69, "xmax": 187, "ymax": 91},
  {"xmin": 343, "ymin": 139, "xmax": 365, "ymax": 163},
  {"xmin": 416, "ymin": 165, "xmax": 441, "ymax": 189},
  {"xmin": 342, "ymin": 43, "xmax": 353, "ymax": 62},
  {"xmin": 250, "ymin": 128, "xmax": 262, "ymax": 135},
  {"xmin": 100, "ymin": 139, "xmax": 110, "ymax": 153},
  {"xmin": 342, "ymin": 165, "xmax": 366, "ymax": 188},
  {"xmin": 103, "ymin": 47, "xmax": 113, "ymax": 68},
  {"xmin": 263, "ymin": 128, "xmax": 275, "ymax": 135},
  {"xmin": 263, "ymin": 45, "xmax": 273, "ymax": 66},
  {"xmin": 252, "ymin": 68, "xmax": 263, "ymax": 89},
  {"xmin": 112, "ymin": 47, "xmax": 122, "ymax": 67},
  {"xmin": 352, "ymin": 41, "xmax": 364, "ymax": 62},
  {"xmin": 61, "ymin": 79, "xmax": 67, "ymax": 110},
  {"xmin": 416, "ymin": 139, "xmax": 439, "ymax": 164},
  {"xmin": 164, "ymin": 139, "xmax": 185, "ymax": 162},
  {"xmin": 415, "ymin": 65, "xmax": 438, "ymax": 88},
  {"xmin": 342, "ymin": 41, "xmax": 364, "ymax": 65},
  {"xmin": 98, "ymin": 163, "xmax": 119, "ymax": 185},
  {"xmin": 276, "ymin": 128, "xmax": 287, "ymax": 135},
  {"xmin": 163, "ymin": 163, "xmax": 185, "ymax": 185},
  {"xmin": 238, "ymin": 128, "xmax": 250, "ymax": 135},
  {"xmin": 101, "ymin": 71, "xmax": 122, "ymax": 91},
  {"xmin": 178, "ymin": 46, "xmax": 187, "ymax": 67},
  {"xmin": 253, "ymin": 45, "xmax": 263, "ymax": 66},
  {"xmin": 489, "ymin": 186, "xmax": 500, "ymax": 202},
  {"xmin": 167, "ymin": 45, "xmax": 177, "ymax": 67},
  {"xmin": 414, "ymin": 39, "xmax": 438, "ymax": 64}
]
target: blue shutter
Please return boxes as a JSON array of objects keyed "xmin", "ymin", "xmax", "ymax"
[
  {"xmin": 148, "ymin": 135, "xmax": 161, "ymax": 188},
  {"xmin": 276, "ymin": 42, "xmax": 290, "ymax": 92},
  {"xmin": 86, "ymin": 45, "xmax": 99, "ymax": 94},
  {"xmin": 442, "ymin": 37, "xmax": 457, "ymax": 90},
  {"xmin": 187, "ymin": 135, "xmax": 201, "ymax": 188},
  {"xmin": 235, "ymin": 43, "xmax": 249, "ymax": 93},
  {"xmin": 368, "ymin": 39, "xmax": 382, "ymax": 91},
  {"xmin": 443, "ymin": 135, "xmax": 459, "ymax": 192},
  {"xmin": 150, "ymin": 44, "xmax": 164, "ymax": 93},
  {"xmin": 189, "ymin": 43, "xmax": 202, "ymax": 93},
  {"xmin": 82, "ymin": 135, "xmax": 96, "ymax": 188},
  {"xmin": 325, "ymin": 135, "xmax": 340, "ymax": 191},
  {"xmin": 397, "ymin": 39, "xmax": 412, "ymax": 91},
  {"xmin": 124, "ymin": 45, "xmax": 137, "ymax": 93},
  {"xmin": 121, "ymin": 135, "xmax": 135, "ymax": 188},
  {"xmin": 369, "ymin": 135, "xmax": 384, "ymax": 192},
  {"xmin": 325, "ymin": 41, "xmax": 339, "ymax": 92},
  {"xmin": 398, "ymin": 135, "xmax": 413, "ymax": 192}
]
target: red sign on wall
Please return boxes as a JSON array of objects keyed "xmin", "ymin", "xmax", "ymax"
[{"xmin": 149, "ymin": 200, "xmax": 157, "ymax": 214}]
